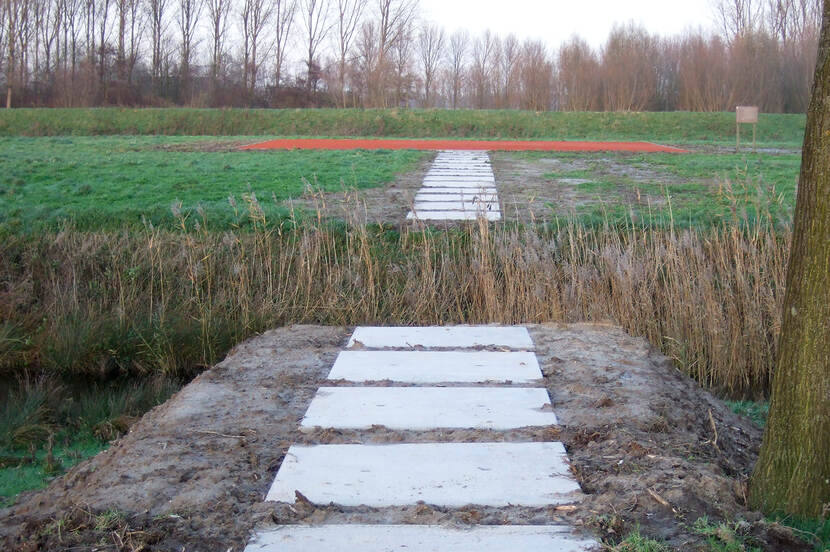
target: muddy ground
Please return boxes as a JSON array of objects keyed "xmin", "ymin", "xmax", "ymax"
[{"xmin": 0, "ymin": 323, "xmax": 811, "ymax": 551}]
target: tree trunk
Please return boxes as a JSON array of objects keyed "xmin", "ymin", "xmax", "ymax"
[{"xmin": 749, "ymin": 0, "xmax": 830, "ymax": 518}]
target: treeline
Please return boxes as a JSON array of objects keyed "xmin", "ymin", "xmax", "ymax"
[{"xmin": 0, "ymin": 0, "xmax": 821, "ymax": 112}]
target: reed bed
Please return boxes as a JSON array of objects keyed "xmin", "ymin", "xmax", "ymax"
[{"xmin": 0, "ymin": 200, "xmax": 788, "ymax": 398}]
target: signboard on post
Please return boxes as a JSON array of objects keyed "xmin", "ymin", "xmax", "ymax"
[{"xmin": 736, "ymin": 106, "xmax": 759, "ymax": 152}]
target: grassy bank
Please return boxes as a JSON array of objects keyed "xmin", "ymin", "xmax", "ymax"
[{"xmin": 0, "ymin": 108, "xmax": 807, "ymax": 146}]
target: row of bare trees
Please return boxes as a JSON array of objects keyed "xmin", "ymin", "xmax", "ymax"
[{"xmin": 0, "ymin": 0, "xmax": 822, "ymax": 111}]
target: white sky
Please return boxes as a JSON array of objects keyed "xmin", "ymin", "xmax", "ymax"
[{"xmin": 418, "ymin": 0, "xmax": 717, "ymax": 48}]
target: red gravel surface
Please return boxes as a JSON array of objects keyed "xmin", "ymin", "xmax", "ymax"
[{"xmin": 241, "ymin": 138, "xmax": 688, "ymax": 153}]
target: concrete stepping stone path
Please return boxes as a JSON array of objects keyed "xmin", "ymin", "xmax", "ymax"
[
  {"xmin": 327, "ymin": 350, "xmax": 543, "ymax": 384},
  {"xmin": 266, "ymin": 442, "xmax": 580, "ymax": 506},
  {"xmin": 245, "ymin": 325, "xmax": 599, "ymax": 551},
  {"xmin": 408, "ymin": 151, "xmax": 503, "ymax": 221},
  {"xmin": 347, "ymin": 325, "xmax": 534, "ymax": 349},
  {"xmin": 246, "ymin": 525, "xmax": 598, "ymax": 552},
  {"xmin": 300, "ymin": 387, "xmax": 558, "ymax": 430}
]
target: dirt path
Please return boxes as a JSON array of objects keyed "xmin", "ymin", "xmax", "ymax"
[{"xmin": 0, "ymin": 324, "xmax": 810, "ymax": 551}]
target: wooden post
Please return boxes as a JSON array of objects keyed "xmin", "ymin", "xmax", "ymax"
[
  {"xmin": 737, "ymin": 122, "xmax": 741, "ymax": 152},
  {"xmin": 753, "ymin": 123, "xmax": 757, "ymax": 153}
]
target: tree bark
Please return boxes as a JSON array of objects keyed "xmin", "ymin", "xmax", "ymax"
[{"xmin": 749, "ymin": 0, "xmax": 830, "ymax": 518}]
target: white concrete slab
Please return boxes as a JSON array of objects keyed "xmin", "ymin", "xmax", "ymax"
[
  {"xmin": 421, "ymin": 181, "xmax": 498, "ymax": 189},
  {"xmin": 423, "ymin": 176, "xmax": 495, "ymax": 183},
  {"xmin": 415, "ymin": 194, "xmax": 499, "ymax": 203},
  {"xmin": 407, "ymin": 211, "xmax": 502, "ymax": 221},
  {"xmin": 413, "ymin": 201, "xmax": 499, "ymax": 211},
  {"xmin": 301, "ymin": 387, "xmax": 557, "ymax": 430},
  {"xmin": 348, "ymin": 326, "xmax": 533, "ymax": 349},
  {"xmin": 414, "ymin": 187, "xmax": 498, "ymax": 194},
  {"xmin": 427, "ymin": 169, "xmax": 493, "ymax": 174},
  {"xmin": 431, "ymin": 165, "xmax": 490, "ymax": 169},
  {"xmin": 328, "ymin": 350, "xmax": 543, "ymax": 383},
  {"xmin": 265, "ymin": 442, "xmax": 581, "ymax": 506},
  {"xmin": 245, "ymin": 525, "xmax": 599, "ymax": 552}
]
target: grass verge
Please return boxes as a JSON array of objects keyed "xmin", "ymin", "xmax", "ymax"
[{"xmin": 0, "ymin": 108, "xmax": 806, "ymax": 147}]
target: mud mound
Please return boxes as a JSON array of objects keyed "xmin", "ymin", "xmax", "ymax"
[{"xmin": 0, "ymin": 324, "xmax": 809, "ymax": 551}]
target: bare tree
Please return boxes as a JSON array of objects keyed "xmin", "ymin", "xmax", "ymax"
[
  {"xmin": 354, "ymin": 18, "xmax": 377, "ymax": 104},
  {"xmin": 272, "ymin": 0, "xmax": 296, "ymax": 88},
  {"xmin": 371, "ymin": 0, "xmax": 416, "ymax": 105},
  {"xmin": 240, "ymin": 0, "xmax": 271, "ymax": 94},
  {"xmin": 470, "ymin": 29, "xmax": 495, "ymax": 108},
  {"xmin": 113, "ymin": 0, "xmax": 142, "ymax": 93},
  {"xmin": 417, "ymin": 22, "xmax": 443, "ymax": 107},
  {"xmin": 601, "ymin": 24, "xmax": 659, "ymax": 111},
  {"xmin": 205, "ymin": 0, "xmax": 231, "ymax": 97},
  {"xmin": 178, "ymin": 0, "xmax": 203, "ymax": 100},
  {"xmin": 0, "ymin": 2, "xmax": 7, "ymax": 89},
  {"xmin": 5, "ymin": 0, "xmax": 26, "ymax": 107},
  {"xmin": 334, "ymin": 0, "xmax": 365, "ymax": 107},
  {"xmin": 301, "ymin": 0, "xmax": 330, "ymax": 92},
  {"xmin": 519, "ymin": 38, "xmax": 552, "ymax": 111},
  {"xmin": 96, "ymin": 0, "xmax": 111, "ymax": 89},
  {"xmin": 557, "ymin": 36, "xmax": 600, "ymax": 111},
  {"xmin": 147, "ymin": 0, "xmax": 169, "ymax": 93},
  {"xmin": 497, "ymin": 33, "xmax": 520, "ymax": 108},
  {"xmin": 390, "ymin": 18, "xmax": 412, "ymax": 105},
  {"xmin": 446, "ymin": 29, "xmax": 467, "ymax": 108},
  {"xmin": 713, "ymin": 0, "xmax": 763, "ymax": 40}
]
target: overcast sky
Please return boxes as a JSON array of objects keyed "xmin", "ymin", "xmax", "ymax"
[{"xmin": 418, "ymin": 0, "xmax": 717, "ymax": 48}]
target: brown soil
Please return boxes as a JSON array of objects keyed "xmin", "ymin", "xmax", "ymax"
[
  {"xmin": 492, "ymin": 153, "xmax": 672, "ymax": 223},
  {"xmin": 0, "ymin": 324, "xmax": 811, "ymax": 551},
  {"xmin": 152, "ymin": 139, "xmax": 255, "ymax": 152}
]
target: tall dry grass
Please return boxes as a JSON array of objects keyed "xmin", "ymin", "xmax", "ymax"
[{"xmin": 0, "ymin": 199, "xmax": 788, "ymax": 397}]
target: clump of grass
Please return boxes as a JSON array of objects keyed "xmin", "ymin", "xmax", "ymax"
[
  {"xmin": 0, "ymin": 378, "xmax": 59, "ymax": 448},
  {"xmin": 692, "ymin": 517, "xmax": 762, "ymax": 551},
  {"xmin": 728, "ymin": 401, "xmax": 770, "ymax": 427},
  {"xmin": 610, "ymin": 528, "xmax": 672, "ymax": 551},
  {"xmin": 0, "ymin": 376, "xmax": 180, "ymax": 505}
]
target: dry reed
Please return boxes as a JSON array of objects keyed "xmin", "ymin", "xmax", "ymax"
[{"xmin": 0, "ymin": 197, "xmax": 789, "ymax": 397}]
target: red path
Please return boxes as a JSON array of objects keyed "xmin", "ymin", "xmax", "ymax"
[{"xmin": 241, "ymin": 138, "xmax": 687, "ymax": 153}]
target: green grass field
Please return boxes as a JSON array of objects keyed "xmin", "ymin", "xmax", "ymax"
[
  {"xmin": 526, "ymin": 150, "xmax": 800, "ymax": 227},
  {"xmin": 0, "ymin": 136, "xmax": 427, "ymax": 231},
  {"xmin": 0, "ymin": 108, "xmax": 807, "ymax": 147}
]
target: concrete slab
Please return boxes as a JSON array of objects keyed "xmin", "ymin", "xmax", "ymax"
[
  {"xmin": 347, "ymin": 326, "xmax": 534, "ymax": 349},
  {"xmin": 421, "ymin": 181, "xmax": 497, "ymax": 189},
  {"xmin": 327, "ymin": 350, "xmax": 542, "ymax": 383},
  {"xmin": 414, "ymin": 187, "xmax": 498, "ymax": 194},
  {"xmin": 265, "ymin": 442, "xmax": 581, "ymax": 506},
  {"xmin": 413, "ymin": 202, "xmax": 499, "ymax": 211},
  {"xmin": 427, "ymin": 168, "xmax": 493, "ymax": 173},
  {"xmin": 407, "ymin": 211, "xmax": 502, "ymax": 221},
  {"xmin": 301, "ymin": 387, "xmax": 557, "ymax": 430},
  {"xmin": 423, "ymin": 176, "xmax": 496, "ymax": 183},
  {"xmin": 245, "ymin": 525, "xmax": 598, "ymax": 551},
  {"xmin": 415, "ymin": 194, "xmax": 499, "ymax": 203}
]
